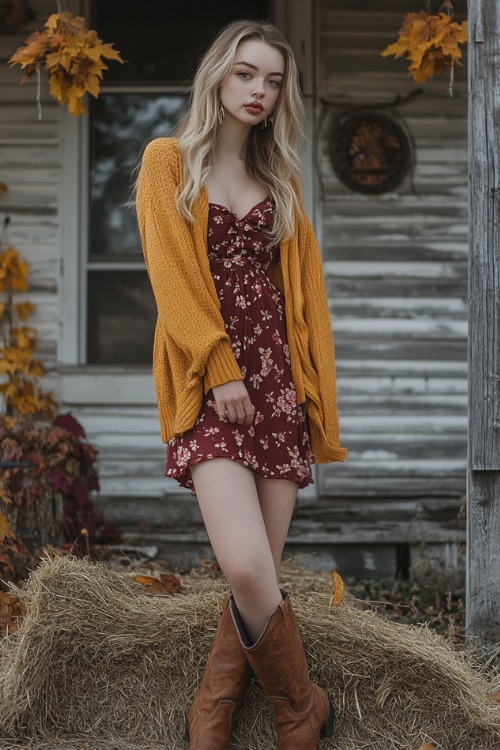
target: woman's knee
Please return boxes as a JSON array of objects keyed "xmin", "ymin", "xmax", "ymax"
[{"xmin": 223, "ymin": 558, "xmax": 274, "ymax": 597}]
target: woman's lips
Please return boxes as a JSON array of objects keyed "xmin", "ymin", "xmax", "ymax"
[{"xmin": 245, "ymin": 104, "xmax": 264, "ymax": 114}]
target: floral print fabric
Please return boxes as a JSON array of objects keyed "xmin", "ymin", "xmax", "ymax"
[{"xmin": 165, "ymin": 198, "xmax": 315, "ymax": 494}]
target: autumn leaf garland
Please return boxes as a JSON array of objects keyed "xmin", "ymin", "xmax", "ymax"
[
  {"xmin": 8, "ymin": 11, "xmax": 124, "ymax": 116},
  {"xmin": 381, "ymin": 6, "xmax": 468, "ymax": 87},
  {"xmin": 0, "ymin": 241, "xmax": 57, "ymax": 419}
]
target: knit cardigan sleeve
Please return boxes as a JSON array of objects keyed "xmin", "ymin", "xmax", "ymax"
[{"xmin": 136, "ymin": 138, "xmax": 243, "ymax": 393}]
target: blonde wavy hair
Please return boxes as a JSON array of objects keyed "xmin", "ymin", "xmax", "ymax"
[{"xmin": 174, "ymin": 19, "xmax": 306, "ymax": 244}]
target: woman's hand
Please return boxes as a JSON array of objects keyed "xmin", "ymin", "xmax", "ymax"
[{"xmin": 212, "ymin": 381, "xmax": 255, "ymax": 425}]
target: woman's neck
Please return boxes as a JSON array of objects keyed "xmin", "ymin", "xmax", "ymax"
[{"xmin": 215, "ymin": 116, "xmax": 252, "ymax": 163}]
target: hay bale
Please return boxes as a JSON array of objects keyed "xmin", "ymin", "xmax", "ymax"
[{"xmin": 0, "ymin": 555, "xmax": 499, "ymax": 750}]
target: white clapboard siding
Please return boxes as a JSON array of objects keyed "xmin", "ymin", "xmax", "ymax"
[
  {"xmin": 64, "ymin": 405, "xmax": 180, "ymax": 498},
  {"xmin": 318, "ymin": 0, "xmax": 468, "ymax": 512},
  {"xmin": 0, "ymin": 10, "xmax": 61, "ymax": 373}
]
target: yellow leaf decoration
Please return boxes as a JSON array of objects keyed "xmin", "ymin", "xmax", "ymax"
[
  {"xmin": 381, "ymin": 7, "xmax": 467, "ymax": 84},
  {"xmin": 0, "ymin": 246, "xmax": 29, "ymax": 293},
  {"xmin": 8, "ymin": 11, "xmax": 124, "ymax": 117},
  {"xmin": 0, "ymin": 238, "xmax": 57, "ymax": 418},
  {"xmin": 330, "ymin": 569, "xmax": 345, "ymax": 607},
  {"xmin": 14, "ymin": 301, "xmax": 36, "ymax": 321}
]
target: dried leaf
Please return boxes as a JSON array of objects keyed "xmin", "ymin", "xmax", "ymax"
[
  {"xmin": 0, "ymin": 510, "xmax": 13, "ymax": 541},
  {"xmin": 330, "ymin": 569, "xmax": 345, "ymax": 607},
  {"xmin": 15, "ymin": 301, "xmax": 36, "ymax": 321},
  {"xmin": 133, "ymin": 574, "xmax": 158, "ymax": 586},
  {"xmin": 490, "ymin": 691, "xmax": 500, "ymax": 703},
  {"xmin": 417, "ymin": 743, "xmax": 436, "ymax": 750},
  {"xmin": 381, "ymin": 10, "xmax": 467, "ymax": 83},
  {"xmin": 0, "ymin": 590, "xmax": 26, "ymax": 635},
  {"xmin": 134, "ymin": 572, "xmax": 182, "ymax": 596},
  {"xmin": 8, "ymin": 11, "xmax": 124, "ymax": 117}
]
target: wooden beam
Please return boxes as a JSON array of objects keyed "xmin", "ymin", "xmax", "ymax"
[{"xmin": 466, "ymin": 0, "xmax": 500, "ymax": 650}]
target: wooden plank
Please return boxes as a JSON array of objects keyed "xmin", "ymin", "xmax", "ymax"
[
  {"xmin": 468, "ymin": 78, "xmax": 500, "ymax": 464},
  {"xmin": 338, "ymin": 414, "xmax": 466, "ymax": 432},
  {"xmin": 338, "ymin": 374, "xmax": 467, "ymax": 394},
  {"xmin": 61, "ymin": 373, "xmax": 156, "ymax": 405},
  {"xmin": 321, "ymin": 475, "xmax": 465, "ymax": 498},
  {"xmin": 328, "ymin": 277, "xmax": 467, "ymax": 299},
  {"xmin": 333, "ymin": 297, "xmax": 468, "ymax": 316},
  {"xmin": 334, "ymin": 339, "xmax": 466, "ymax": 361},
  {"xmin": 466, "ymin": 0, "xmax": 500, "ymax": 649},
  {"xmin": 0, "ymin": 104, "xmax": 60, "ymax": 123},
  {"xmin": 467, "ymin": 473, "xmax": 500, "ymax": 644},
  {"xmin": 95, "ymin": 493, "xmax": 465, "ymax": 546},
  {"xmin": 329, "ymin": 242, "xmax": 467, "ymax": 262},
  {"xmin": 337, "ymin": 359, "xmax": 467, "ymax": 377},
  {"xmin": 0, "ymin": 145, "xmax": 59, "ymax": 165},
  {"xmin": 332, "ymin": 317, "xmax": 467, "ymax": 338},
  {"xmin": 339, "ymin": 394, "xmax": 466, "ymax": 414}
]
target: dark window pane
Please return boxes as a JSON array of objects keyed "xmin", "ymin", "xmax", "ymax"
[
  {"xmin": 92, "ymin": 0, "xmax": 272, "ymax": 83},
  {"xmin": 89, "ymin": 93, "xmax": 186, "ymax": 260},
  {"xmin": 87, "ymin": 271, "xmax": 156, "ymax": 364}
]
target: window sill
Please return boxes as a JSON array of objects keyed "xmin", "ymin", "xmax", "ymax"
[{"xmin": 59, "ymin": 366, "xmax": 156, "ymax": 405}]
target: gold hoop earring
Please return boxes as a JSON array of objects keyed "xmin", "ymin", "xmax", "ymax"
[{"xmin": 218, "ymin": 104, "xmax": 225, "ymax": 125}]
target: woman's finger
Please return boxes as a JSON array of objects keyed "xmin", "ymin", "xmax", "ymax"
[{"xmin": 243, "ymin": 402, "xmax": 255, "ymax": 425}]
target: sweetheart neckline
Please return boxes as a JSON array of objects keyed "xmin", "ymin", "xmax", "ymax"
[{"xmin": 208, "ymin": 197, "xmax": 272, "ymax": 222}]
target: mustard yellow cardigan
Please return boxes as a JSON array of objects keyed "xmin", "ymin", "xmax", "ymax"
[{"xmin": 136, "ymin": 137, "xmax": 347, "ymax": 463}]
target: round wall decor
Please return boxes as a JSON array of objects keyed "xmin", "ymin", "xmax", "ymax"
[{"xmin": 329, "ymin": 109, "xmax": 413, "ymax": 195}]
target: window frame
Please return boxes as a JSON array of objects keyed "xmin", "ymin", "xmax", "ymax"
[
  {"xmin": 84, "ymin": 83, "xmax": 187, "ymax": 365},
  {"xmin": 58, "ymin": 0, "xmax": 316, "ymax": 372}
]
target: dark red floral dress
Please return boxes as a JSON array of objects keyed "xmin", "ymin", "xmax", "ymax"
[{"xmin": 165, "ymin": 198, "xmax": 315, "ymax": 494}]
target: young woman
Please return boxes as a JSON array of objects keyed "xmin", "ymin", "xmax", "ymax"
[{"xmin": 136, "ymin": 19, "xmax": 347, "ymax": 750}]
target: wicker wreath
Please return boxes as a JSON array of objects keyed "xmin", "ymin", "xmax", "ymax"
[{"xmin": 329, "ymin": 109, "xmax": 412, "ymax": 195}]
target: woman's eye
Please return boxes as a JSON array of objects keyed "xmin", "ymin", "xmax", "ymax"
[
  {"xmin": 237, "ymin": 71, "xmax": 250, "ymax": 79},
  {"xmin": 268, "ymin": 80, "xmax": 281, "ymax": 88}
]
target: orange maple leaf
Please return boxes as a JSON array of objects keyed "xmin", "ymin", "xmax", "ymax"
[
  {"xmin": 381, "ymin": 10, "xmax": 467, "ymax": 84},
  {"xmin": 8, "ymin": 11, "xmax": 124, "ymax": 117},
  {"xmin": 329, "ymin": 569, "xmax": 345, "ymax": 607}
]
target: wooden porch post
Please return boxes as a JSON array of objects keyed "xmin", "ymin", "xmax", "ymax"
[{"xmin": 466, "ymin": 0, "xmax": 500, "ymax": 650}]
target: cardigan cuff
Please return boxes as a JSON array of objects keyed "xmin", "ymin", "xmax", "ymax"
[{"xmin": 203, "ymin": 340, "xmax": 244, "ymax": 395}]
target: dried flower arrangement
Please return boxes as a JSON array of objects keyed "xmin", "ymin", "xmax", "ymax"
[
  {"xmin": 381, "ymin": 1, "xmax": 468, "ymax": 95},
  {"xmin": 8, "ymin": 7, "xmax": 124, "ymax": 117}
]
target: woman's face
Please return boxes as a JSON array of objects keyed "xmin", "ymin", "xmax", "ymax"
[{"xmin": 219, "ymin": 38, "xmax": 285, "ymax": 128}]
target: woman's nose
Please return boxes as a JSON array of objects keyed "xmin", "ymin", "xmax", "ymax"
[{"xmin": 251, "ymin": 80, "xmax": 265, "ymax": 97}]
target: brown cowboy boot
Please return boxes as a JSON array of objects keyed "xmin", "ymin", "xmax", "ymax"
[
  {"xmin": 185, "ymin": 592, "xmax": 253, "ymax": 749},
  {"xmin": 229, "ymin": 591, "xmax": 335, "ymax": 750}
]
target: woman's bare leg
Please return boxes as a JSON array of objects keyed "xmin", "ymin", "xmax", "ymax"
[
  {"xmin": 190, "ymin": 458, "xmax": 282, "ymax": 642},
  {"xmin": 254, "ymin": 475, "xmax": 298, "ymax": 582}
]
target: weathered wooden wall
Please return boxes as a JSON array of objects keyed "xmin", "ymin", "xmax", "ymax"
[
  {"xmin": 316, "ymin": 1, "xmax": 468, "ymax": 548},
  {"xmin": 0, "ymin": 0, "xmax": 61, "ymax": 393}
]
